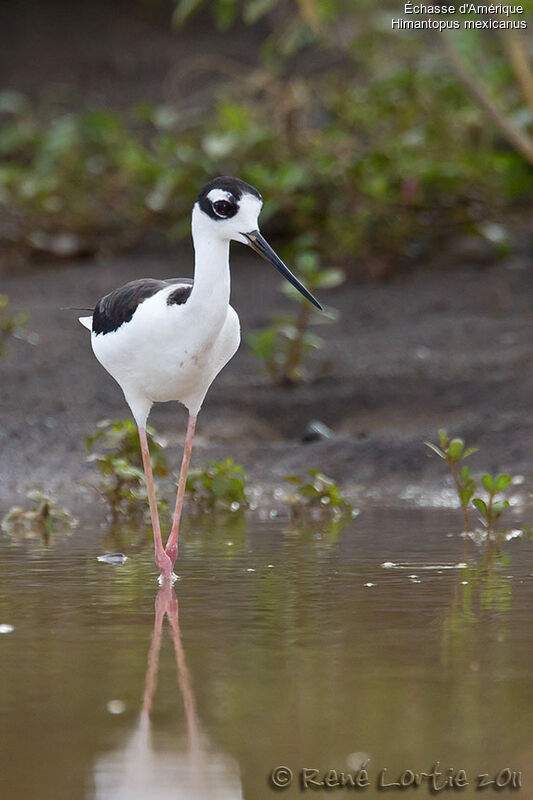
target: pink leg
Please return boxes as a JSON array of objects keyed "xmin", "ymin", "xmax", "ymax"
[
  {"xmin": 165, "ymin": 413, "xmax": 197, "ymax": 566},
  {"xmin": 138, "ymin": 426, "xmax": 172, "ymax": 580}
]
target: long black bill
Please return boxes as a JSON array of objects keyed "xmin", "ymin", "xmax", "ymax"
[{"xmin": 243, "ymin": 230, "xmax": 323, "ymax": 310}]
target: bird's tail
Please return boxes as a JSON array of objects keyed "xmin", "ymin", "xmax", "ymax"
[{"xmin": 79, "ymin": 316, "xmax": 93, "ymax": 330}]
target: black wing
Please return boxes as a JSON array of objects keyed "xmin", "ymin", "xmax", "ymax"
[{"xmin": 92, "ymin": 278, "xmax": 193, "ymax": 335}]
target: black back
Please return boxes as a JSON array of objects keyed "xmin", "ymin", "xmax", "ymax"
[{"xmin": 92, "ymin": 278, "xmax": 193, "ymax": 335}]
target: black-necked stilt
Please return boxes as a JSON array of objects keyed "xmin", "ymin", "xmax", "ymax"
[{"xmin": 80, "ymin": 176, "xmax": 322, "ymax": 581}]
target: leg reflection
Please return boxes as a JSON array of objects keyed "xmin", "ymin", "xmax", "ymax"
[
  {"xmin": 93, "ymin": 584, "xmax": 242, "ymax": 799},
  {"xmin": 142, "ymin": 583, "xmax": 202, "ymax": 784}
]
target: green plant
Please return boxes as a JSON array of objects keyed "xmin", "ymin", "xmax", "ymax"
[
  {"xmin": 3, "ymin": 3, "xmax": 533, "ymax": 271},
  {"xmin": 0, "ymin": 92, "xmax": 162, "ymax": 256},
  {"xmin": 175, "ymin": 0, "xmax": 533, "ymax": 168},
  {"xmin": 186, "ymin": 458, "xmax": 248, "ymax": 513},
  {"xmin": 425, "ymin": 430, "xmax": 526, "ymax": 554},
  {"xmin": 86, "ymin": 419, "xmax": 168, "ymax": 519},
  {"xmin": 283, "ymin": 469, "xmax": 352, "ymax": 519},
  {"xmin": 169, "ymin": 2, "xmax": 533, "ymax": 274},
  {"xmin": 1, "ymin": 489, "xmax": 78, "ymax": 544},
  {"xmin": 425, "ymin": 429, "xmax": 478, "ymax": 534},
  {"xmin": 472, "ymin": 473, "xmax": 513, "ymax": 546},
  {"xmin": 0, "ymin": 294, "xmax": 28, "ymax": 357},
  {"xmin": 246, "ymin": 243, "xmax": 344, "ymax": 384},
  {"xmin": 173, "ymin": 0, "xmax": 282, "ymax": 29}
]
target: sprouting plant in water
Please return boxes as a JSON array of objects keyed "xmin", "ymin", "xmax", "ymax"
[
  {"xmin": 282, "ymin": 469, "xmax": 352, "ymax": 520},
  {"xmin": 472, "ymin": 473, "xmax": 513, "ymax": 548},
  {"xmin": 86, "ymin": 419, "xmax": 168, "ymax": 519},
  {"xmin": 1, "ymin": 489, "xmax": 78, "ymax": 545},
  {"xmin": 425, "ymin": 429, "xmax": 478, "ymax": 534},
  {"xmin": 0, "ymin": 294, "xmax": 29, "ymax": 357},
  {"xmin": 425, "ymin": 430, "xmax": 525, "ymax": 555},
  {"xmin": 185, "ymin": 458, "xmax": 248, "ymax": 513},
  {"xmin": 246, "ymin": 243, "xmax": 344, "ymax": 385}
]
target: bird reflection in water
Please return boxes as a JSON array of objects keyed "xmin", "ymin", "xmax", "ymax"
[{"xmin": 94, "ymin": 583, "xmax": 243, "ymax": 799}]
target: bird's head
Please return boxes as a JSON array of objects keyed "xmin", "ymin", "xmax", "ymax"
[{"xmin": 193, "ymin": 176, "xmax": 322, "ymax": 310}]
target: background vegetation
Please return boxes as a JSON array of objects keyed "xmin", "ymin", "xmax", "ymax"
[{"xmin": 1, "ymin": 0, "xmax": 532, "ymax": 277}]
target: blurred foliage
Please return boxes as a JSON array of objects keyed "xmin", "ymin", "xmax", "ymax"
[
  {"xmin": 246, "ymin": 245, "xmax": 344, "ymax": 383},
  {"xmin": 0, "ymin": 294, "xmax": 29, "ymax": 357},
  {"xmin": 283, "ymin": 469, "xmax": 352, "ymax": 520},
  {"xmin": 1, "ymin": 2, "xmax": 533, "ymax": 272},
  {"xmin": 1, "ymin": 489, "xmax": 78, "ymax": 546},
  {"xmin": 87, "ymin": 419, "xmax": 168, "ymax": 520},
  {"xmin": 186, "ymin": 458, "xmax": 248, "ymax": 513}
]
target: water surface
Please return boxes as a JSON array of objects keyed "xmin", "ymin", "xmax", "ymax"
[{"xmin": 1, "ymin": 508, "xmax": 532, "ymax": 798}]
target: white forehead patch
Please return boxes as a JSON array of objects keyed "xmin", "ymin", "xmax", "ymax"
[{"xmin": 207, "ymin": 189, "xmax": 234, "ymax": 203}]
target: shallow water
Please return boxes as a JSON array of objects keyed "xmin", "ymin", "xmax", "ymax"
[{"xmin": 1, "ymin": 508, "xmax": 533, "ymax": 799}]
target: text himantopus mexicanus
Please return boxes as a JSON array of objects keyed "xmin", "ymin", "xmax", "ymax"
[{"xmin": 80, "ymin": 176, "xmax": 322, "ymax": 581}]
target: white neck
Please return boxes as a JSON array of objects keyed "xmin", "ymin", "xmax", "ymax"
[{"xmin": 190, "ymin": 204, "xmax": 231, "ymax": 311}]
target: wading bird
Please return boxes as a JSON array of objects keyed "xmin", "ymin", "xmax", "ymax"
[{"xmin": 80, "ymin": 177, "xmax": 321, "ymax": 581}]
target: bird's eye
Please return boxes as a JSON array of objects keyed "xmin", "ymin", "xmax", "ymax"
[{"xmin": 212, "ymin": 199, "xmax": 235, "ymax": 218}]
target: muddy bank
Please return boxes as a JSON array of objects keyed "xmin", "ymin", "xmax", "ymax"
[{"xmin": 1, "ymin": 245, "xmax": 532, "ymax": 515}]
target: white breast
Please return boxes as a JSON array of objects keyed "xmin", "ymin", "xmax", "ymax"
[{"xmin": 89, "ymin": 287, "xmax": 240, "ymax": 419}]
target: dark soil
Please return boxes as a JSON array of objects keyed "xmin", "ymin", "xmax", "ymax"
[{"xmin": 1, "ymin": 244, "xmax": 532, "ymax": 515}]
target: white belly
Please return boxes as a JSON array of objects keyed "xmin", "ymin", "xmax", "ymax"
[{"xmin": 91, "ymin": 294, "xmax": 240, "ymax": 419}]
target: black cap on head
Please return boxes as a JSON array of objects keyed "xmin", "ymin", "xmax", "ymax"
[
  {"xmin": 197, "ymin": 176, "xmax": 262, "ymax": 221},
  {"xmin": 198, "ymin": 176, "xmax": 262, "ymax": 204}
]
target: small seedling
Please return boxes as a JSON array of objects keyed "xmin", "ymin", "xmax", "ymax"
[
  {"xmin": 472, "ymin": 473, "xmax": 513, "ymax": 545},
  {"xmin": 425, "ymin": 429, "xmax": 478, "ymax": 533},
  {"xmin": 186, "ymin": 458, "xmax": 248, "ymax": 513},
  {"xmin": 87, "ymin": 419, "xmax": 168, "ymax": 519},
  {"xmin": 282, "ymin": 469, "xmax": 352, "ymax": 520},
  {"xmin": 246, "ymin": 244, "xmax": 344, "ymax": 385},
  {"xmin": 1, "ymin": 489, "xmax": 78, "ymax": 544},
  {"xmin": 425, "ymin": 430, "xmax": 526, "ymax": 555}
]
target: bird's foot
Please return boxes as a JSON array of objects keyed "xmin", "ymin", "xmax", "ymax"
[
  {"xmin": 155, "ymin": 549, "xmax": 173, "ymax": 580},
  {"xmin": 157, "ymin": 572, "xmax": 179, "ymax": 586}
]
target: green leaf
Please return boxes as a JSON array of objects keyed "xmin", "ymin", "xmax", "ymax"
[
  {"xmin": 492, "ymin": 500, "xmax": 510, "ymax": 519},
  {"xmin": 460, "ymin": 488, "xmax": 474, "ymax": 506},
  {"xmin": 215, "ymin": 0, "xmax": 238, "ymax": 30},
  {"xmin": 299, "ymin": 484, "xmax": 319, "ymax": 499},
  {"xmin": 245, "ymin": 328, "xmax": 278, "ymax": 360},
  {"xmin": 447, "ymin": 438, "xmax": 464, "ymax": 459},
  {"xmin": 438, "ymin": 429, "xmax": 449, "ymax": 448},
  {"xmin": 473, "ymin": 498, "xmax": 488, "ymax": 517},
  {"xmin": 462, "ymin": 447, "xmax": 478, "ymax": 458},
  {"xmin": 482, "ymin": 474, "xmax": 495, "ymax": 492},
  {"xmin": 211, "ymin": 476, "xmax": 229, "ymax": 496},
  {"xmin": 495, "ymin": 474, "xmax": 512, "ymax": 492},
  {"xmin": 315, "ymin": 268, "xmax": 346, "ymax": 289},
  {"xmin": 424, "ymin": 441, "xmax": 445, "ymax": 459}
]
